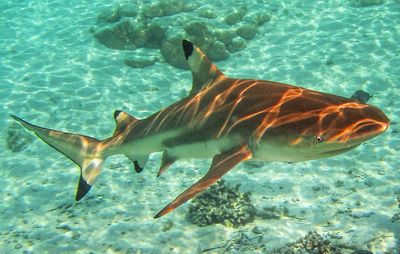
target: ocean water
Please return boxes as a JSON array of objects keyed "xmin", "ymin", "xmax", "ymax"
[{"xmin": 1, "ymin": 0, "xmax": 399, "ymax": 253}]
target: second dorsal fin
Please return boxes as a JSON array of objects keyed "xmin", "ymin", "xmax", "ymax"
[
  {"xmin": 182, "ymin": 40, "xmax": 224, "ymax": 95},
  {"xmin": 112, "ymin": 110, "xmax": 138, "ymax": 137}
]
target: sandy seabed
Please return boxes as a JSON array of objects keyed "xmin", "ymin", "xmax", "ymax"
[{"xmin": 0, "ymin": 0, "xmax": 399, "ymax": 253}]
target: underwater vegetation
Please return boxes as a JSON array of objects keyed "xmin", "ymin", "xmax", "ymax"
[
  {"xmin": 187, "ymin": 180, "xmax": 256, "ymax": 227},
  {"xmin": 91, "ymin": 0, "xmax": 271, "ymax": 69}
]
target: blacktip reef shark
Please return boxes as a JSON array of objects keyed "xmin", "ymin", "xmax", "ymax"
[{"xmin": 12, "ymin": 40, "xmax": 390, "ymax": 218}]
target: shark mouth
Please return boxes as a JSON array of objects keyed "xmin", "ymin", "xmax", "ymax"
[{"xmin": 317, "ymin": 144, "xmax": 361, "ymax": 157}]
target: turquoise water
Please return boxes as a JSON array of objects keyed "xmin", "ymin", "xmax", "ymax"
[{"xmin": 1, "ymin": 0, "xmax": 399, "ymax": 253}]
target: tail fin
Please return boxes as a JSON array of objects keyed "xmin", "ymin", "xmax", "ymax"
[{"xmin": 11, "ymin": 115, "xmax": 105, "ymax": 200}]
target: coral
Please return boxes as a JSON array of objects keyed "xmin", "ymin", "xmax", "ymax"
[
  {"xmin": 206, "ymin": 230, "xmax": 380, "ymax": 253},
  {"xmin": 93, "ymin": 1, "xmax": 271, "ymax": 69},
  {"xmin": 273, "ymin": 231, "xmax": 341, "ymax": 254},
  {"xmin": 187, "ymin": 180, "xmax": 256, "ymax": 227},
  {"xmin": 272, "ymin": 231, "xmax": 374, "ymax": 254},
  {"xmin": 6, "ymin": 122, "xmax": 34, "ymax": 152}
]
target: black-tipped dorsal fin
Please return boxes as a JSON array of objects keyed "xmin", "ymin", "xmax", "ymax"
[
  {"xmin": 113, "ymin": 110, "xmax": 138, "ymax": 137},
  {"xmin": 182, "ymin": 40, "xmax": 224, "ymax": 95}
]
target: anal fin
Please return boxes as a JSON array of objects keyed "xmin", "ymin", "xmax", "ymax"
[
  {"xmin": 157, "ymin": 151, "xmax": 177, "ymax": 177},
  {"xmin": 154, "ymin": 145, "xmax": 252, "ymax": 218}
]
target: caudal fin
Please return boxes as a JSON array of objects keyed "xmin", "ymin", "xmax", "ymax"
[{"xmin": 11, "ymin": 115, "xmax": 105, "ymax": 200}]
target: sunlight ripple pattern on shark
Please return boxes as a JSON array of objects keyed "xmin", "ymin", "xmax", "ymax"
[{"xmin": 11, "ymin": 39, "xmax": 390, "ymax": 218}]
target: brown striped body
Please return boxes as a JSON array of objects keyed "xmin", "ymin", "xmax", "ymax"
[
  {"xmin": 12, "ymin": 40, "xmax": 390, "ymax": 218},
  {"xmin": 105, "ymin": 77, "xmax": 388, "ymax": 163}
]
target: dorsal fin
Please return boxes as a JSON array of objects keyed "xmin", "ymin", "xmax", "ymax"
[
  {"xmin": 182, "ymin": 40, "xmax": 224, "ymax": 95},
  {"xmin": 112, "ymin": 110, "xmax": 138, "ymax": 137}
]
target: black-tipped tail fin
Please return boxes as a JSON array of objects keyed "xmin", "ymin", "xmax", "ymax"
[
  {"xmin": 182, "ymin": 40, "xmax": 224, "ymax": 95},
  {"xmin": 11, "ymin": 115, "xmax": 105, "ymax": 201},
  {"xmin": 76, "ymin": 175, "xmax": 92, "ymax": 201}
]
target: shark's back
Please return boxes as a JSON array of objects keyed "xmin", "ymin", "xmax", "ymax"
[{"xmin": 132, "ymin": 77, "xmax": 357, "ymax": 145}]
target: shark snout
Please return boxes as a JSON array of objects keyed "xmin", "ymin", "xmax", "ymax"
[
  {"xmin": 347, "ymin": 106, "xmax": 390, "ymax": 142},
  {"xmin": 351, "ymin": 120, "xmax": 389, "ymax": 140}
]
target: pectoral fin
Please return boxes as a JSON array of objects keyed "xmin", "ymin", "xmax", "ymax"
[{"xmin": 154, "ymin": 145, "xmax": 253, "ymax": 218}]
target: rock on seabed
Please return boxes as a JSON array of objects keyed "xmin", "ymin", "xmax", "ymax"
[{"xmin": 93, "ymin": 1, "xmax": 272, "ymax": 69}]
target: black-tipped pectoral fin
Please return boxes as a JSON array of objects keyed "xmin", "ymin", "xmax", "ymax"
[{"xmin": 154, "ymin": 145, "xmax": 253, "ymax": 218}]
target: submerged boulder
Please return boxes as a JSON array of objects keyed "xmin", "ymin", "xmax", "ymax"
[
  {"xmin": 207, "ymin": 41, "xmax": 230, "ymax": 61},
  {"xmin": 124, "ymin": 56, "xmax": 156, "ymax": 68},
  {"xmin": 161, "ymin": 37, "xmax": 188, "ymax": 69},
  {"xmin": 236, "ymin": 24, "xmax": 257, "ymax": 40},
  {"xmin": 92, "ymin": 1, "xmax": 271, "ymax": 69},
  {"xmin": 224, "ymin": 6, "xmax": 248, "ymax": 25}
]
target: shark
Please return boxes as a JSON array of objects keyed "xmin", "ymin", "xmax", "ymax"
[{"xmin": 12, "ymin": 40, "xmax": 390, "ymax": 218}]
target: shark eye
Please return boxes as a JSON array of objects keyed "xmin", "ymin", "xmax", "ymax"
[{"xmin": 313, "ymin": 135, "xmax": 324, "ymax": 143}]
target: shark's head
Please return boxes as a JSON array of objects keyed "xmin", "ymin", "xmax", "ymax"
[{"xmin": 260, "ymin": 90, "xmax": 390, "ymax": 161}]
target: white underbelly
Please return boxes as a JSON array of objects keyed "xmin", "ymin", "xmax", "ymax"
[
  {"xmin": 252, "ymin": 142, "xmax": 307, "ymax": 162},
  {"xmin": 165, "ymin": 137, "xmax": 237, "ymax": 159}
]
